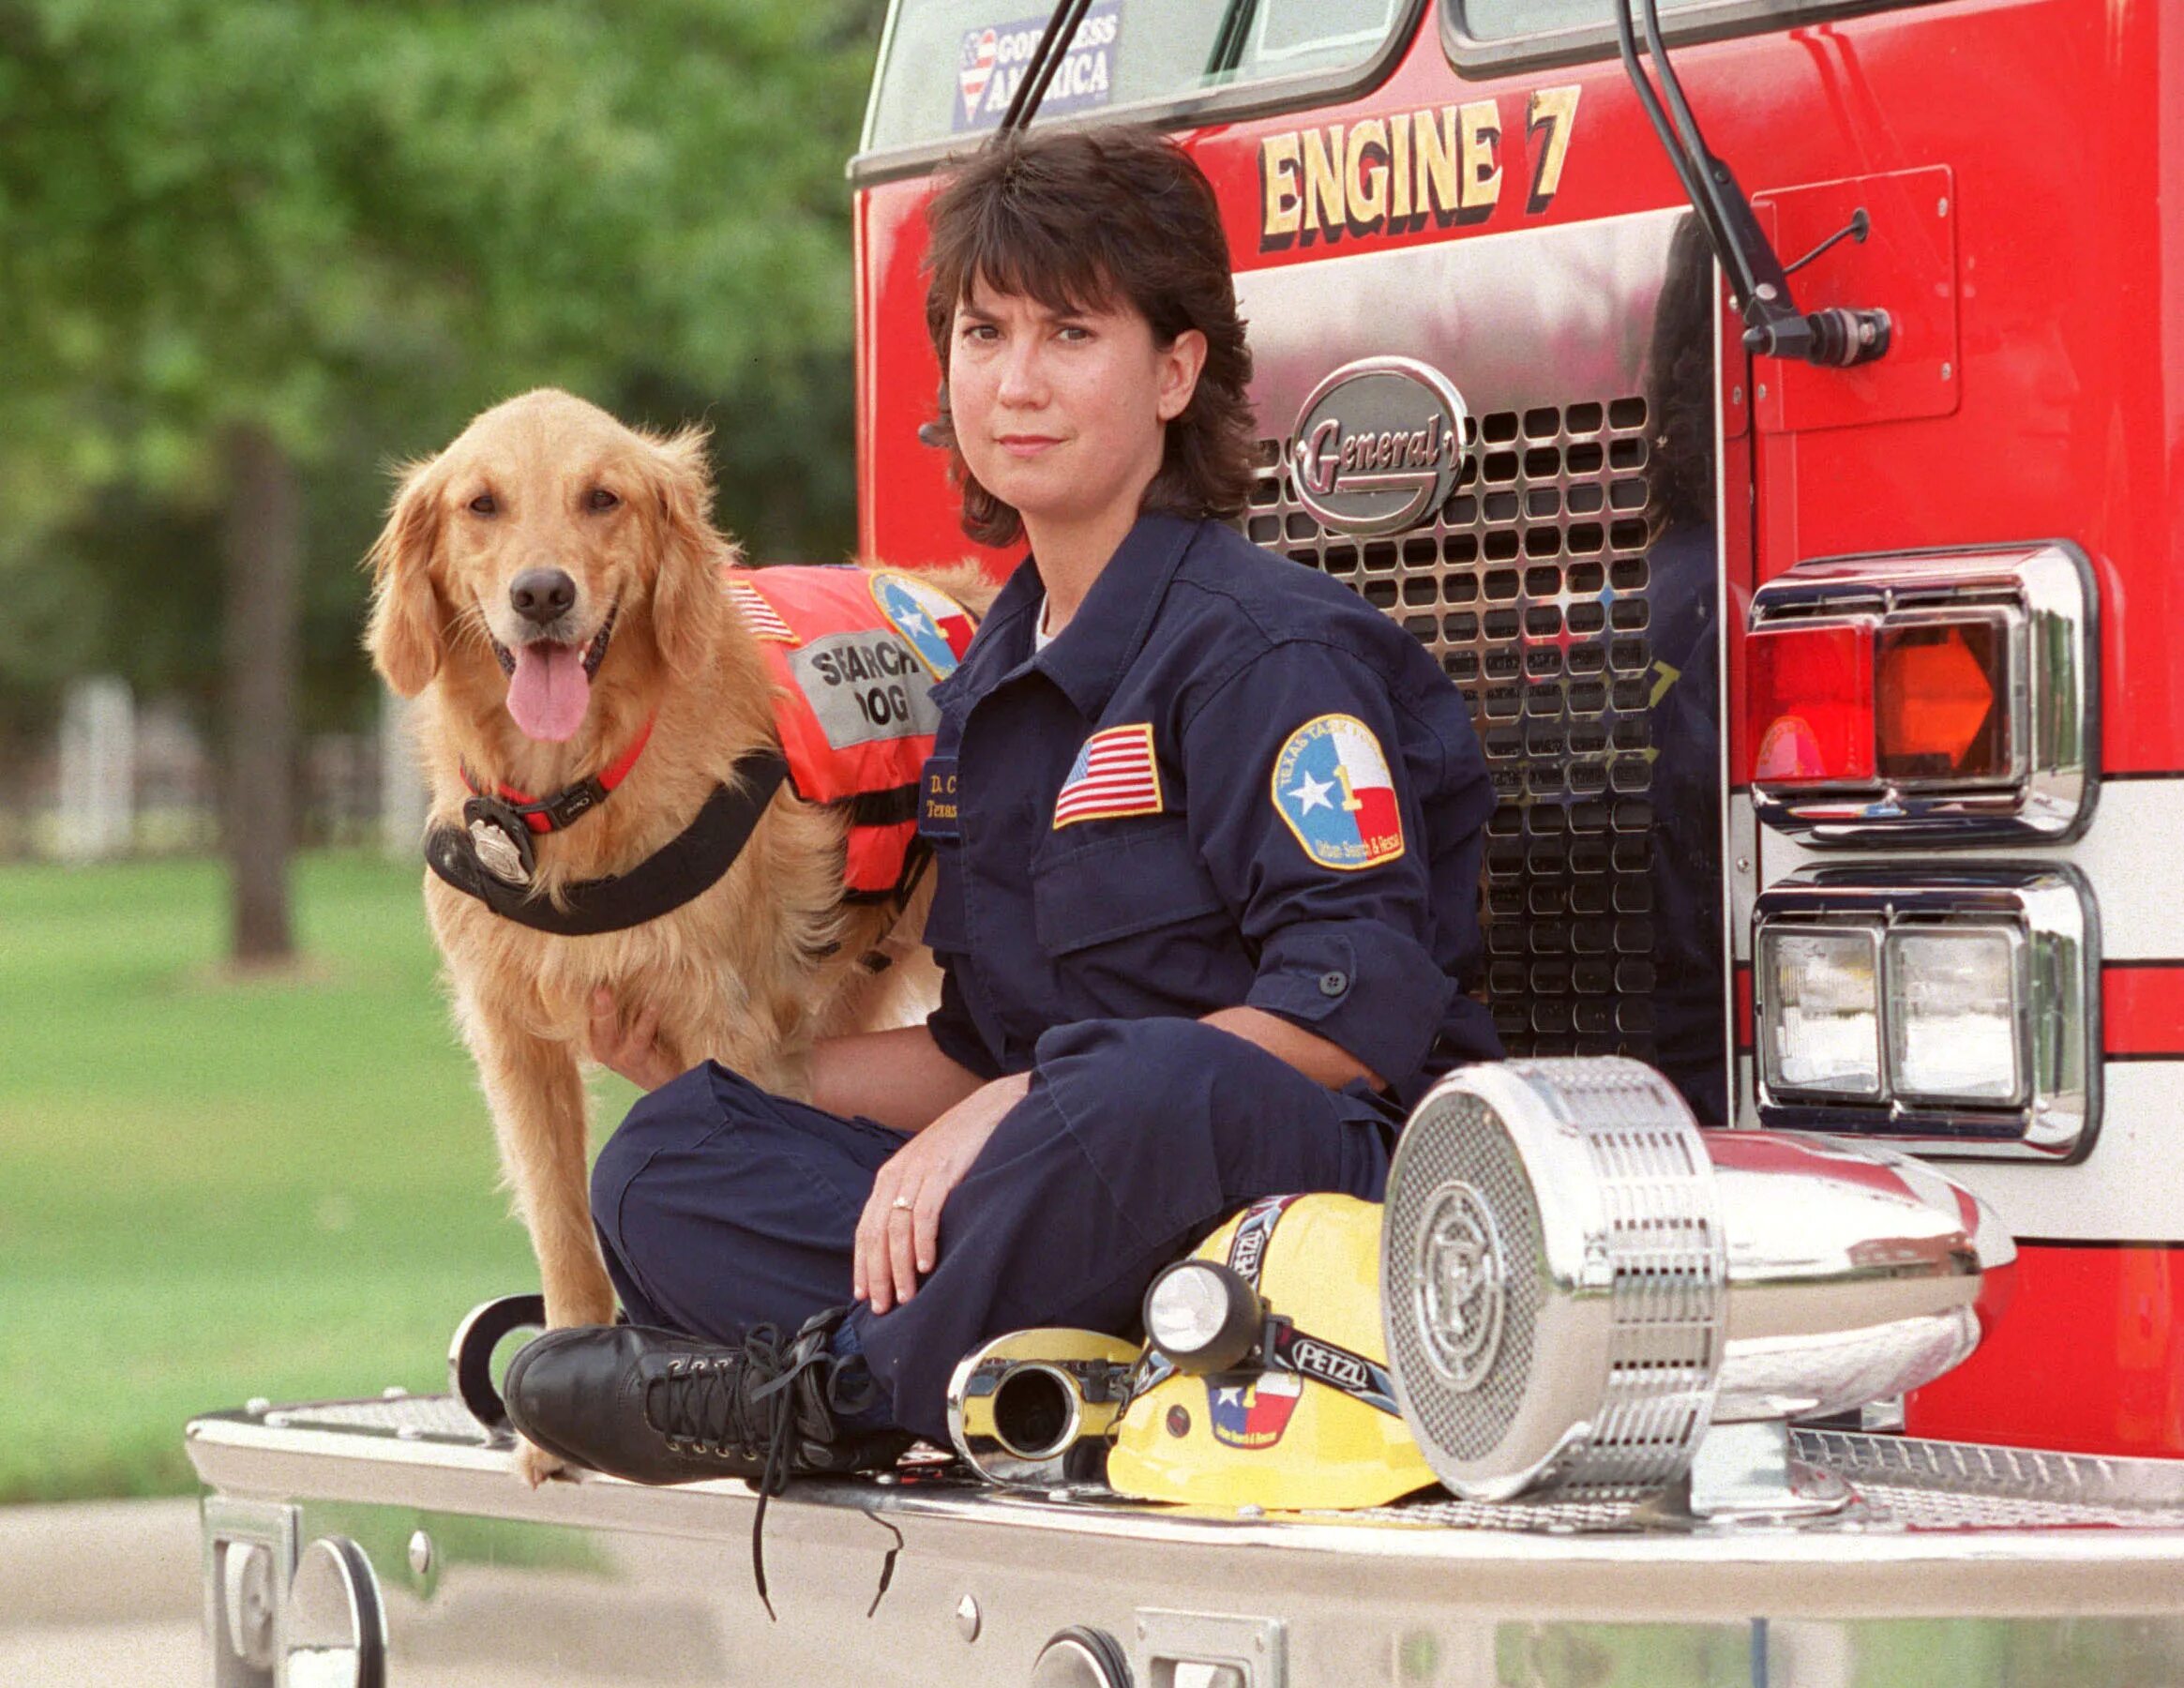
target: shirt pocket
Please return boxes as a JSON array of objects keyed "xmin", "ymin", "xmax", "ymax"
[{"xmin": 1031, "ymin": 818, "xmax": 1228, "ymax": 957}]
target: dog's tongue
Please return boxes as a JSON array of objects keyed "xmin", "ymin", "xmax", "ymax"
[{"xmin": 506, "ymin": 643, "xmax": 591, "ymax": 742}]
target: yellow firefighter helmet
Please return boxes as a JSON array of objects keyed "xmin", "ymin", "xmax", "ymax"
[{"xmin": 1106, "ymin": 1194, "xmax": 1438, "ymax": 1511}]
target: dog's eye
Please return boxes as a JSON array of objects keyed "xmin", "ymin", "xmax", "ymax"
[
  {"xmin": 586, "ymin": 488, "xmax": 620, "ymax": 512},
  {"xmin": 468, "ymin": 492, "xmax": 497, "ymax": 516}
]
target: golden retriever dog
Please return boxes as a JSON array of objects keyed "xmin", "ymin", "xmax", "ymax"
[{"xmin": 365, "ymin": 388, "xmax": 988, "ymax": 1484}]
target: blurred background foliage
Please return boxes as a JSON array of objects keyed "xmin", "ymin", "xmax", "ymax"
[
  {"xmin": 0, "ymin": 0, "xmax": 883, "ymax": 742},
  {"xmin": 0, "ymin": 0, "xmax": 891, "ymax": 1500}
]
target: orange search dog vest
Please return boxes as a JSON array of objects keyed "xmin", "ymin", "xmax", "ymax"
[{"xmin": 722, "ymin": 565, "xmax": 979, "ymax": 898}]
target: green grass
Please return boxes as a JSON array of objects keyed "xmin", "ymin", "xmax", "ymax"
[{"xmin": 0, "ymin": 852, "xmax": 640, "ymax": 1502}]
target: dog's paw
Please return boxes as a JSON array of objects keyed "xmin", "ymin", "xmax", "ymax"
[{"xmin": 513, "ymin": 1436, "xmax": 570, "ymax": 1488}]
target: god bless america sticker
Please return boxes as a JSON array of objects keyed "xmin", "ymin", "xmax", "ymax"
[
  {"xmin": 1272, "ymin": 714, "xmax": 1405, "ymax": 871},
  {"xmin": 954, "ymin": 3, "xmax": 1119, "ymax": 133}
]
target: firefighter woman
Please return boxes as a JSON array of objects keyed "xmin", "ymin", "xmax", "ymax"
[{"xmin": 505, "ymin": 125, "xmax": 1502, "ymax": 1502}]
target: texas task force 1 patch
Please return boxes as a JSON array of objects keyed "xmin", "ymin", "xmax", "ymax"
[
  {"xmin": 1272, "ymin": 713, "xmax": 1406, "ymax": 870},
  {"xmin": 867, "ymin": 571, "xmax": 978, "ymax": 680}
]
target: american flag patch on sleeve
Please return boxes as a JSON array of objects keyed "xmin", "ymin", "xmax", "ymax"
[
  {"xmin": 722, "ymin": 578, "xmax": 797, "ymax": 643},
  {"xmin": 1052, "ymin": 723, "xmax": 1164, "ymax": 829}
]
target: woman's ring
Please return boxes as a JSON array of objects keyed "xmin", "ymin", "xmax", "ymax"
[{"xmin": 892, "ymin": 1196, "xmax": 913, "ymax": 1212}]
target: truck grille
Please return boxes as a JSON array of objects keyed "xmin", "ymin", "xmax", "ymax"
[{"xmin": 1245, "ymin": 397, "xmax": 1663, "ymax": 1063}]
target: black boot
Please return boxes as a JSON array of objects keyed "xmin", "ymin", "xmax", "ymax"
[
  {"xmin": 505, "ymin": 1308, "xmax": 911, "ymax": 1620},
  {"xmin": 504, "ymin": 1307, "xmax": 909, "ymax": 1488}
]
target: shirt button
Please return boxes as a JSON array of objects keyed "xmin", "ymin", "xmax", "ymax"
[{"xmin": 1318, "ymin": 970, "xmax": 1349, "ymax": 998}]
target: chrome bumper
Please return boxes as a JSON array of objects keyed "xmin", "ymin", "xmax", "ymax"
[{"xmin": 188, "ymin": 1394, "xmax": 2184, "ymax": 1686}]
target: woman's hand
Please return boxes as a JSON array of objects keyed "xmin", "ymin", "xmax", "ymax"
[
  {"xmin": 586, "ymin": 988, "xmax": 682, "ymax": 1093},
  {"xmin": 854, "ymin": 1072, "xmax": 1031, "ymax": 1313}
]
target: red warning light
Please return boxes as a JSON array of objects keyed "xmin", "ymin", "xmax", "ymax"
[{"xmin": 1747, "ymin": 623, "xmax": 1876, "ymax": 786}]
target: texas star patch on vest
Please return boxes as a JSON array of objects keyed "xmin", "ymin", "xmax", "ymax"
[
  {"xmin": 868, "ymin": 571, "xmax": 976, "ymax": 680},
  {"xmin": 1206, "ymin": 1370, "xmax": 1303, "ymax": 1449},
  {"xmin": 1272, "ymin": 713, "xmax": 1406, "ymax": 870},
  {"xmin": 1053, "ymin": 722, "xmax": 1163, "ymax": 829}
]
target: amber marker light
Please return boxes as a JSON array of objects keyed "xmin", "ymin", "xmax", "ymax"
[{"xmin": 1876, "ymin": 617, "xmax": 2008, "ymax": 782}]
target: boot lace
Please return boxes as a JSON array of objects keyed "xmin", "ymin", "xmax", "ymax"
[{"xmin": 646, "ymin": 1312, "xmax": 853, "ymax": 1620}]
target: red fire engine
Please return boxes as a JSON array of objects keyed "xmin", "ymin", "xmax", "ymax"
[{"xmin": 856, "ymin": 0, "xmax": 2181, "ymax": 1466}]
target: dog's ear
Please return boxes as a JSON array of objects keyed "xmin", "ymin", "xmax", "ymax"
[
  {"xmin": 364, "ymin": 455, "xmax": 450, "ymax": 698},
  {"xmin": 637, "ymin": 424, "xmax": 729, "ymax": 678}
]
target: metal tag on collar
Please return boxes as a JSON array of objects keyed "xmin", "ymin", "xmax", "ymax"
[{"xmin": 462, "ymin": 794, "xmax": 536, "ymax": 886}]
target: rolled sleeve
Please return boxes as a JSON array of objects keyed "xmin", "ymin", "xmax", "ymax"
[
  {"xmin": 1244, "ymin": 916, "xmax": 1453, "ymax": 1086},
  {"xmin": 1181, "ymin": 640, "xmax": 1455, "ymax": 1085}
]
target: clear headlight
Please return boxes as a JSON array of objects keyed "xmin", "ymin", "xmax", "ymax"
[
  {"xmin": 1749, "ymin": 865, "xmax": 2098, "ymax": 1161},
  {"xmin": 1885, "ymin": 926, "xmax": 2026, "ymax": 1105},
  {"xmin": 1759, "ymin": 924, "xmax": 1882, "ymax": 1097}
]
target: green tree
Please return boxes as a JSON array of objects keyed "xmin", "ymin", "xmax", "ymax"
[{"xmin": 0, "ymin": 0, "xmax": 883, "ymax": 952}]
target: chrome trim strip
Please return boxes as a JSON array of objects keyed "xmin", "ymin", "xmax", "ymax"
[
  {"xmin": 1752, "ymin": 863, "xmax": 2101, "ymax": 1160},
  {"xmin": 856, "ymin": 0, "xmax": 906, "ymax": 157},
  {"xmin": 1747, "ymin": 543, "xmax": 2099, "ymax": 847},
  {"xmin": 1715, "ymin": 259, "xmax": 1742, "ymax": 1127},
  {"xmin": 188, "ymin": 1406, "xmax": 2184, "ymax": 1575}
]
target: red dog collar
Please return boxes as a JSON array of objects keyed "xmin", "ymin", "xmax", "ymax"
[{"xmin": 460, "ymin": 717, "xmax": 655, "ymax": 835}]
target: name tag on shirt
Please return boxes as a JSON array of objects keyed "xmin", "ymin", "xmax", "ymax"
[{"xmin": 919, "ymin": 756, "xmax": 961, "ymax": 839}]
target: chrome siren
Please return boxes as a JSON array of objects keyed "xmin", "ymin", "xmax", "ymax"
[{"xmin": 1382, "ymin": 1058, "xmax": 2014, "ymax": 1519}]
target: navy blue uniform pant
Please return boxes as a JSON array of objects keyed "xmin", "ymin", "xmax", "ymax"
[{"xmin": 589, "ymin": 1017, "xmax": 1394, "ymax": 1444}]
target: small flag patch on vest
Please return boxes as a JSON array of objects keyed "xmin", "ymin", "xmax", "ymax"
[
  {"xmin": 1053, "ymin": 723, "xmax": 1163, "ymax": 829},
  {"xmin": 1272, "ymin": 713, "xmax": 1406, "ymax": 870},
  {"xmin": 724, "ymin": 579, "xmax": 796, "ymax": 643}
]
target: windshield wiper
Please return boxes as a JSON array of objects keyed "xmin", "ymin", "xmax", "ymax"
[
  {"xmin": 1614, "ymin": 0, "xmax": 1890, "ymax": 369},
  {"xmin": 1204, "ymin": 0, "xmax": 1260, "ymax": 81},
  {"xmin": 1002, "ymin": 0, "xmax": 1099, "ymax": 132}
]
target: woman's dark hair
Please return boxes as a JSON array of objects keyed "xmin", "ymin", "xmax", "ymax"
[{"xmin": 922, "ymin": 125, "xmax": 1257, "ymax": 548}]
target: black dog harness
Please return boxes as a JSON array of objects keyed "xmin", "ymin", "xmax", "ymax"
[{"xmin": 426, "ymin": 753, "xmax": 791, "ymax": 938}]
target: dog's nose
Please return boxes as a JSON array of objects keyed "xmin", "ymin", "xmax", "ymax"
[{"xmin": 510, "ymin": 568, "xmax": 577, "ymax": 626}]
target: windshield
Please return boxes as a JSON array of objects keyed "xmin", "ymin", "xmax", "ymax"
[{"xmin": 864, "ymin": 0, "xmax": 1406, "ymax": 156}]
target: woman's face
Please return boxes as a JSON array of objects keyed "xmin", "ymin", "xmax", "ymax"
[{"xmin": 948, "ymin": 278, "xmax": 1205, "ymax": 539}]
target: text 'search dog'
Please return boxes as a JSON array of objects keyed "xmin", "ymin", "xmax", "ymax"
[{"xmin": 364, "ymin": 387, "xmax": 990, "ymax": 1485}]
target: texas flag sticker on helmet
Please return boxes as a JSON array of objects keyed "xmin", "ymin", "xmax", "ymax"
[
  {"xmin": 867, "ymin": 571, "xmax": 978, "ymax": 680},
  {"xmin": 1272, "ymin": 713, "xmax": 1406, "ymax": 871},
  {"xmin": 1206, "ymin": 1370, "xmax": 1303, "ymax": 1450}
]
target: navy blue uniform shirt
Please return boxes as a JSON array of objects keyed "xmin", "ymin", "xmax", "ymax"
[{"xmin": 918, "ymin": 512, "xmax": 1501, "ymax": 1106}]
